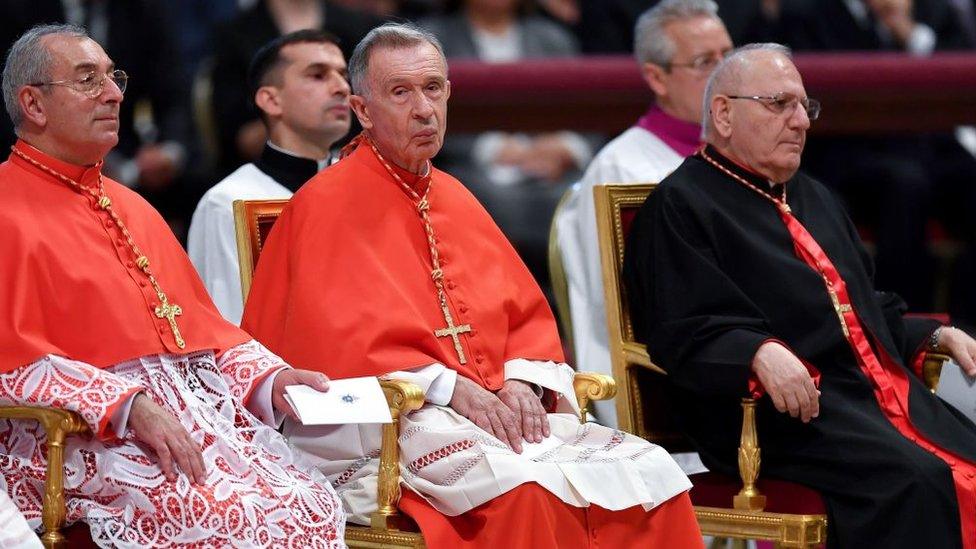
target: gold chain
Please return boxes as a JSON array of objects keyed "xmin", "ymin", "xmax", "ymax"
[
  {"xmin": 366, "ymin": 139, "xmax": 473, "ymax": 364},
  {"xmin": 366, "ymin": 140, "xmax": 449, "ymax": 304},
  {"xmin": 11, "ymin": 146, "xmax": 186, "ymax": 348},
  {"xmin": 700, "ymin": 147, "xmax": 855, "ymax": 335},
  {"xmin": 699, "ymin": 148, "xmax": 791, "ymax": 214}
]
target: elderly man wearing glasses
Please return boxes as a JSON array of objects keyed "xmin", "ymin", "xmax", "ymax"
[
  {"xmin": 560, "ymin": 0, "xmax": 732, "ymax": 433},
  {"xmin": 625, "ymin": 43, "xmax": 976, "ymax": 549},
  {"xmin": 0, "ymin": 24, "xmax": 346, "ymax": 547}
]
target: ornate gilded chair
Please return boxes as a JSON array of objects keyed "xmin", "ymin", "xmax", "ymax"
[
  {"xmin": 594, "ymin": 184, "xmax": 826, "ymax": 547},
  {"xmin": 594, "ymin": 183, "xmax": 953, "ymax": 548},
  {"xmin": 0, "ymin": 407, "xmax": 89, "ymax": 548},
  {"xmin": 234, "ymin": 199, "xmax": 618, "ymax": 548}
]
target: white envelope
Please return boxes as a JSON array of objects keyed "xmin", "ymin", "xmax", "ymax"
[
  {"xmin": 284, "ymin": 376, "xmax": 393, "ymax": 425},
  {"xmin": 937, "ymin": 360, "xmax": 976, "ymax": 424}
]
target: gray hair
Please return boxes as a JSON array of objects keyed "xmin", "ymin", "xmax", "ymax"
[
  {"xmin": 2, "ymin": 24, "xmax": 89, "ymax": 129},
  {"xmin": 348, "ymin": 22, "xmax": 447, "ymax": 96},
  {"xmin": 634, "ymin": 0, "xmax": 719, "ymax": 66},
  {"xmin": 701, "ymin": 42, "xmax": 793, "ymax": 139}
]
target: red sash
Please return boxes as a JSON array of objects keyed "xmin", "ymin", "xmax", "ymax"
[{"xmin": 780, "ymin": 208, "xmax": 976, "ymax": 548}]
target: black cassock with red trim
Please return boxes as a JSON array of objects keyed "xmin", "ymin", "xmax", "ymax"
[{"xmin": 624, "ymin": 145, "xmax": 976, "ymax": 548}]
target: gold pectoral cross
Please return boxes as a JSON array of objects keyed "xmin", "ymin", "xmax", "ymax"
[
  {"xmin": 154, "ymin": 295, "xmax": 186, "ymax": 349},
  {"xmin": 434, "ymin": 303, "xmax": 471, "ymax": 364},
  {"xmin": 828, "ymin": 289, "xmax": 853, "ymax": 338}
]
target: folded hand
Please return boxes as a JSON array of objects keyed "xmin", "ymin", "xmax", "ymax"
[
  {"xmin": 450, "ymin": 376, "xmax": 525, "ymax": 453},
  {"xmin": 752, "ymin": 341, "xmax": 820, "ymax": 423},
  {"xmin": 272, "ymin": 369, "xmax": 331, "ymax": 422},
  {"xmin": 496, "ymin": 379, "xmax": 550, "ymax": 444}
]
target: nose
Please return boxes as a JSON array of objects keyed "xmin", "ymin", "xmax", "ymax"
[
  {"xmin": 412, "ymin": 90, "xmax": 435, "ymax": 119},
  {"xmin": 101, "ymin": 77, "xmax": 123, "ymax": 103},
  {"xmin": 789, "ymin": 101, "xmax": 810, "ymax": 130},
  {"xmin": 333, "ymin": 73, "xmax": 351, "ymax": 96}
]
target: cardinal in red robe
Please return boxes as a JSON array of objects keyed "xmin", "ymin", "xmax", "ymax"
[
  {"xmin": 0, "ymin": 24, "xmax": 344, "ymax": 547},
  {"xmin": 242, "ymin": 22, "xmax": 701, "ymax": 549}
]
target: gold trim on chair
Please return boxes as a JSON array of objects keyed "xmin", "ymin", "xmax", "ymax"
[
  {"xmin": 345, "ymin": 379, "xmax": 428, "ymax": 549},
  {"xmin": 0, "ymin": 407, "xmax": 88, "ymax": 548},
  {"xmin": 593, "ymin": 184, "xmax": 656, "ymax": 436},
  {"xmin": 232, "ymin": 199, "xmax": 290, "ymax": 301},
  {"xmin": 695, "ymin": 507, "xmax": 826, "ymax": 548},
  {"xmin": 572, "ymin": 373, "xmax": 616, "ymax": 424},
  {"xmin": 923, "ymin": 352, "xmax": 950, "ymax": 393},
  {"xmin": 371, "ymin": 380, "xmax": 426, "ymax": 531},
  {"xmin": 593, "ymin": 184, "xmax": 828, "ymax": 547}
]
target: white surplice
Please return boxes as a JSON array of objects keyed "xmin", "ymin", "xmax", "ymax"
[
  {"xmin": 188, "ymin": 164, "xmax": 294, "ymax": 325},
  {"xmin": 559, "ymin": 127, "xmax": 685, "ymax": 428},
  {"xmin": 286, "ymin": 359, "xmax": 692, "ymax": 525},
  {"xmin": 0, "ymin": 341, "xmax": 345, "ymax": 548}
]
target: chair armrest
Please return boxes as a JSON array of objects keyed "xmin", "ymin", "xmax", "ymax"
[
  {"xmin": 0, "ymin": 406, "xmax": 89, "ymax": 548},
  {"xmin": 923, "ymin": 352, "xmax": 951, "ymax": 393},
  {"xmin": 371, "ymin": 380, "xmax": 425, "ymax": 531},
  {"xmin": 572, "ymin": 373, "xmax": 617, "ymax": 425}
]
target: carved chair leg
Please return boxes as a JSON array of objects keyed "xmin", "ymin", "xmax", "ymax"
[
  {"xmin": 733, "ymin": 398, "xmax": 766, "ymax": 511},
  {"xmin": 371, "ymin": 380, "xmax": 425, "ymax": 532},
  {"xmin": 39, "ymin": 423, "xmax": 70, "ymax": 548}
]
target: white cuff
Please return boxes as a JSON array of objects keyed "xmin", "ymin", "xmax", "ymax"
[
  {"xmin": 384, "ymin": 363, "xmax": 456, "ymax": 406},
  {"xmin": 906, "ymin": 23, "xmax": 936, "ymax": 56},
  {"xmin": 504, "ymin": 358, "xmax": 578, "ymax": 412},
  {"xmin": 247, "ymin": 367, "xmax": 289, "ymax": 427},
  {"xmin": 425, "ymin": 368, "xmax": 457, "ymax": 406},
  {"xmin": 111, "ymin": 391, "xmax": 141, "ymax": 438}
]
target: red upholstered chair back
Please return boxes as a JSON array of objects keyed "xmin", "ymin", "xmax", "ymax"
[
  {"xmin": 232, "ymin": 199, "xmax": 289, "ymax": 301},
  {"xmin": 593, "ymin": 184, "xmax": 692, "ymax": 452}
]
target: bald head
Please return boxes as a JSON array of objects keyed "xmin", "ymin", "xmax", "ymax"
[
  {"xmin": 701, "ymin": 43, "xmax": 792, "ymax": 137},
  {"xmin": 700, "ymin": 43, "xmax": 813, "ymax": 183}
]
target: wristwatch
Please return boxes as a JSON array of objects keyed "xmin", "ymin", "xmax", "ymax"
[{"xmin": 929, "ymin": 326, "xmax": 950, "ymax": 352}]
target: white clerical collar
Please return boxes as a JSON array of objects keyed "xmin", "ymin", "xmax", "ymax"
[{"xmin": 266, "ymin": 140, "xmax": 332, "ymax": 171}]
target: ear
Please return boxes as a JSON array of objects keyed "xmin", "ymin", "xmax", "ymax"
[
  {"xmin": 444, "ymin": 79, "xmax": 451, "ymax": 101},
  {"xmin": 254, "ymin": 86, "xmax": 282, "ymax": 119},
  {"xmin": 640, "ymin": 62, "xmax": 669, "ymax": 98},
  {"xmin": 711, "ymin": 95, "xmax": 733, "ymax": 139},
  {"xmin": 18, "ymin": 86, "xmax": 47, "ymax": 128},
  {"xmin": 348, "ymin": 94, "xmax": 373, "ymax": 130}
]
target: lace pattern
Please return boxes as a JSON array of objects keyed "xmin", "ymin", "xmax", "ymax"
[{"xmin": 0, "ymin": 342, "xmax": 345, "ymax": 548}]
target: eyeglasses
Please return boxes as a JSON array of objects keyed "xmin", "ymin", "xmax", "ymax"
[
  {"xmin": 30, "ymin": 69, "xmax": 128, "ymax": 98},
  {"xmin": 726, "ymin": 92, "xmax": 821, "ymax": 120},
  {"xmin": 668, "ymin": 51, "xmax": 729, "ymax": 73}
]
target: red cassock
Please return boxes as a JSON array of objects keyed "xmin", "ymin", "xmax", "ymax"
[
  {"xmin": 0, "ymin": 141, "xmax": 248, "ymax": 371},
  {"xmin": 0, "ymin": 141, "xmax": 344, "ymax": 547},
  {"xmin": 242, "ymin": 142, "xmax": 701, "ymax": 548}
]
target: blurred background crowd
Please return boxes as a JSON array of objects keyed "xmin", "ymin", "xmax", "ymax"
[{"xmin": 2, "ymin": 0, "xmax": 976, "ymax": 334}]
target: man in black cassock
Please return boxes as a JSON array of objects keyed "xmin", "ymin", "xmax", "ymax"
[{"xmin": 624, "ymin": 43, "xmax": 976, "ymax": 548}]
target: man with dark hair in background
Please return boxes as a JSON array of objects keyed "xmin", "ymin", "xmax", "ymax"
[{"xmin": 188, "ymin": 29, "xmax": 352, "ymax": 324}]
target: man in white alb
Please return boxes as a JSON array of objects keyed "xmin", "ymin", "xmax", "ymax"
[
  {"xmin": 188, "ymin": 29, "xmax": 351, "ymax": 323},
  {"xmin": 557, "ymin": 0, "xmax": 732, "ymax": 429}
]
